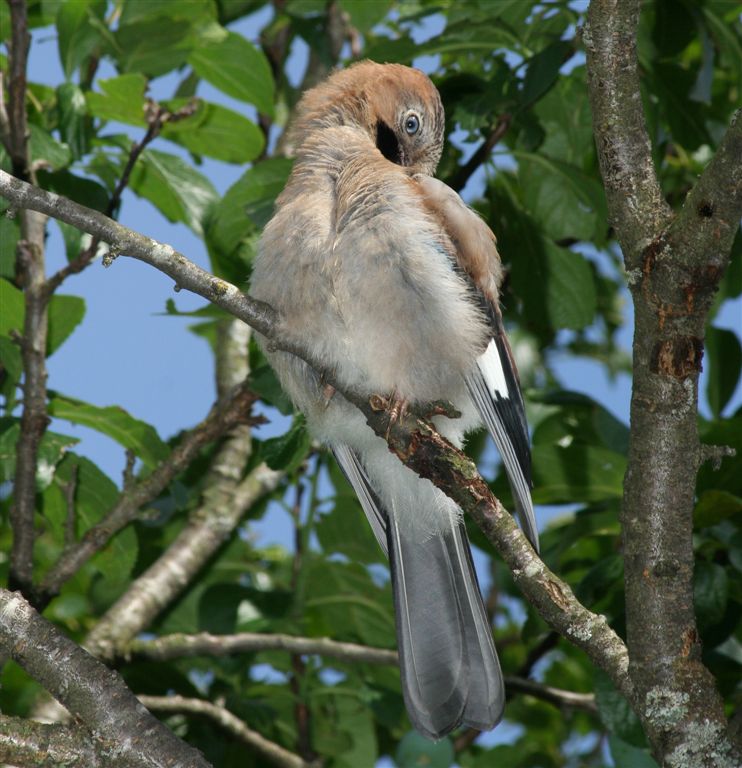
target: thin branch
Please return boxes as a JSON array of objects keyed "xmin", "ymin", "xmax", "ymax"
[
  {"xmin": 7, "ymin": 0, "xmax": 49, "ymax": 597},
  {"xmin": 126, "ymin": 631, "xmax": 398, "ymax": 666},
  {"xmin": 0, "ymin": 589, "xmax": 211, "ymax": 768},
  {"xmin": 138, "ymin": 695, "xmax": 313, "ymax": 768},
  {"xmin": 502, "ymin": 675, "xmax": 597, "ymax": 713},
  {"xmin": 0, "ymin": 169, "xmax": 632, "ymax": 698},
  {"xmin": 85, "ymin": 462, "xmax": 283, "ymax": 660},
  {"xmin": 449, "ymin": 114, "xmax": 511, "ymax": 193},
  {"xmin": 583, "ymin": 0, "xmax": 672, "ymax": 265},
  {"xmin": 43, "ymin": 100, "xmax": 197, "ymax": 297},
  {"xmin": 7, "ymin": 0, "xmax": 31, "ymax": 180},
  {"xmin": 37, "ymin": 382, "xmax": 260, "ymax": 601}
]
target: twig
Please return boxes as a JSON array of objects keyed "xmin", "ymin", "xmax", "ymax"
[
  {"xmin": 450, "ymin": 114, "xmax": 511, "ymax": 192},
  {"xmin": 43, "ymin": 101, "xmax": 197, "ymax": 297},
  {"xmin": 503, "ymin": 675, "xmax": 597, "ymax": 713},
  {"xmin": 37, "ymin": 383, "xmax": 260, "ymax": 601},
  {"xmin": 0, "ymin": 170, "xmax": 633, "ymax": 699},
  {"xmin": 122, "ymin": 448, "xmax": 137, "ymax": 491},
  {"xmin": 127, "ymin": 631, "xmax": 398, "ymax": 665},
  {"xmin": 138, "ymin": 695, "xmax": 313, "ymax": 768},
  {"xmin": 0, "ymin": 589, "xmax": 211, "ymax": 768}
]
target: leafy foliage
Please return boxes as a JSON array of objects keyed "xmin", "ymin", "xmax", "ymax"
[{"xmin": 1, "ymin": 1, "xmax": 740, "ymax": 767}]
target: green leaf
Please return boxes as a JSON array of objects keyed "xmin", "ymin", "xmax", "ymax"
[
  {"xmin": 0, "ymin": 215, "xmax": 19, "ymax": 278},
  {"xmin": 542, "ymin": 242, "xmax": 597, "ymax": 330},
  {"xmin": 37, "ymin": 169, "xmax": 110, "ymax": 213},
  {"xmin": 531, "ymin": 443, "xmax": 625, "ymax": 504},
  {"xmin": 205, "ymin": 157, "xmax": 292, "ymax": 277},
  {"xmin": 0, "ymin": 417, "xmax": 79, "ymax": 488},
  {"xmin": 396, "ymin": 730, "xmax": 454, "ymax": 768},
  {"xmin": 694, "ymin": 561, "xmax": 729, "ymax": 630},
  {"xmin": 521, "ymin": 40, "xmax": 573, "ymax": 106},
  {"xmin": 119, "ymin": 0, "xmax": 217, "ymax": 25},
  {"xmin": 609, "ymin": 735, "xmax": 660, "ymax": 768},
  {"xmin": 594, "ymin": 669, "xmax": 647, "ymax": 747},
  {"xmin": 189, "ymin": 29, "xmax": 275, "ymax": 115},
  {"xmin": 56, "ymin": 83, "xmax": 89, "ymax": 159},
  {"xmin": 249, "ymin": 363, "xmax": 294, "ymax": 416},
  {"xmin": 129, "ymin": 149, "xmax": 218, "ymax": 235},
  {"xmin": 305, "ymin": 560, "xmax": 394, "ymax": 647},
  {"xmin": 114, "ymin": 18, "xmax": 198, "ymax": 77},
  {"xmin": 516, "ymin": 151, "xmax": 608, "ymax": 242},
  {"xmin": 706, "ymin": 326, "xmax": 742, "ymax": 418},
  {"xmin": 47, "ymin": 294, "xmax": 85, "ymax": 356},
  {"xmin": 28, "ymin": 124, "xmax": 72, "ymax": 171},
  {"xmin": 161, "ymin": 100, "xmax": 264, "ymax": 163},
  {"xmin": 0, "ymin": 279, "xmax": 24, "ymax": 339},
  {"xmin": 340, "ymin": 0, "xmax": 393, "ymax": 33},
  {"xmin": 86, "ymin": 73, "xmax": 147, "ymax": 127},
  {"xmin": 316, "ymin": 481, "xmax": 384, "ymax": 565},
  {"xmin": 56, "ymin": 0, "xmax": 107, "ymax": 78},
  {"xmin": 694, "ymin": 490, "xmax": 742, "ymax": 528},
  {"xmin": 259, "ymin": 416, "xmax": 311, "ymax": 474},
  {"xmin": 48, "ymin": 393, "xmax": 169, "ymax": 469}
]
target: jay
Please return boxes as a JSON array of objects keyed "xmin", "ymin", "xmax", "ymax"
[{"xmin": 249, "ymin": 61, "xmax": 537, "ymax": 739}]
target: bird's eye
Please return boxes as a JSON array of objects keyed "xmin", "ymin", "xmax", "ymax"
[{"xmin": 404, "ymin": 113, "xmax": 420, "ymax": 135}]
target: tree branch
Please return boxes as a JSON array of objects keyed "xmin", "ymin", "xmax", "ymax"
[
  {"xmin": 138, "ymin": 695, "xmax": 314, "ymax": 768},
  {"xmin": 7, "ymin": 0, "xmax": 50, "ymax": 597},
  {"xmin": 127, "ymin": 631, "xmax": 398, "ymax": 665},
  {"xmin": 449, "ymin": 114, "xmax": 511, "ymax": 193},
  {"xmin": 0, "ymin": 169, "xmax": 631, "ymax": 698},
  {"xmin": 37, "ymin": 381, "xmax": 260, "ymax": 602},
  {"xmin": 583, "ymin": 0, "xmax": 672, "ymax": 265},
  {"xmin": 0, "ymin": 589, "xmax": 211, "ymax": 768}
]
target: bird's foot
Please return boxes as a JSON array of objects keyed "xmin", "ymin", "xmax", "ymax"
[{"xmin": 369, "ymin": 389, "xmax": 409, "ymax": 440}]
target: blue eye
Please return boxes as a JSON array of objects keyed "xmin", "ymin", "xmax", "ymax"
[{"xmin": 404, "ymin": 113, "xmax": 420, "ymax": 135}]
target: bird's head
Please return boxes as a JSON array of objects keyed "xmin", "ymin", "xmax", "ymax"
[{"xmin": 290, "ymin": 61, "xmax": 445, "ymax": 176}]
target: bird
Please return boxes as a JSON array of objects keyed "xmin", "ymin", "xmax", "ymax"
[{"xmin": 249, "ymin": 60, "xmax": 537, "ymax": 740}]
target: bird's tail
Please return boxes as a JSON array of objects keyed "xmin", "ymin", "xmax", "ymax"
[{"xmin": 387, "ymin": 510, "xmax": 504, "ymax": 739}]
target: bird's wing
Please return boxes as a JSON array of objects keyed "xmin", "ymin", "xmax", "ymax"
[{"xmin": 415, "ymin": 175, "xmax": 538, "ymax": 552}]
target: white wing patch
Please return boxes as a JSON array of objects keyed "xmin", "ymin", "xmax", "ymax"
[{"xmin": 478, "ymin": 339, "xmax": 509, "ymax": 400}]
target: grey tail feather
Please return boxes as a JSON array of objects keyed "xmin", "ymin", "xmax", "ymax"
[{"xmin": 387, "ymin": 512, "xmax": 504, "ymax": 739}]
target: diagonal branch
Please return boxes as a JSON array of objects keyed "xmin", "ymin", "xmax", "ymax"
[
  {"xmin": 0, "ymin": 169, "xmax": 631, "ymax": 697},
  {"xmin": 138, "ymin": 695, "xmax": 314, "ymax": 768},
  {"xmin": 0, "ymin": 589, "xmax": 211, "ymax": 768},
  {"xmin": 37, "ymin": 381, "xmax": 261, "ymax": 603}
]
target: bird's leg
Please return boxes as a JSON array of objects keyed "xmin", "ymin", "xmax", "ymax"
[{"xmin": 318, "ymin": 370, "xmax": 336, "ymax": 407}]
